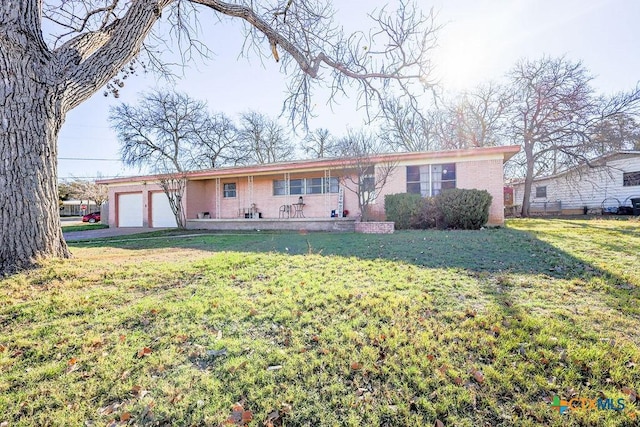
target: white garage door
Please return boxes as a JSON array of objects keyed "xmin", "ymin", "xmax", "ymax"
[
  {"xmin": 151, "ymin": 192, "xmax": 178, "ymax": 228},
  {"xmin": 118, "ymin": 193, "xmax": 143, "ymax": 227}
]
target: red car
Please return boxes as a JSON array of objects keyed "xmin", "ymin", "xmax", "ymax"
[{"xmin": 82, "ymin": 212, "xmax": 101, "ymax": 223}]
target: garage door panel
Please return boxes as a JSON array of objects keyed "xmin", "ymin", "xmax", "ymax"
[
  {"xmin": 151, "ymin": 192, "xmax": 178, "ymax": 228},
  {"xmin": 118, "ymin": 193, "xmax": 143, "ymax": 227}
]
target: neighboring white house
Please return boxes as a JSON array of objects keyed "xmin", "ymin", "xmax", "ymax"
[{"xmin": 512, "ymin": 151, "xmax": 640, "ymax": 214}]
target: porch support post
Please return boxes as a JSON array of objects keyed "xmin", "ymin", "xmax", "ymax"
[
  {"xmin": 324, "ymin": 169, "xmax": 330, "ymax": 216},
  {"xmin": 284, "ymin": 172, "xmax": 290, "ymax": 206},
  {"xmin": 215, "ymin": 178, "xmax": 221, "ymax": 219},
  {"xmin": 248, "ymin": 176, "xmax": 254, "ymax": 205}
]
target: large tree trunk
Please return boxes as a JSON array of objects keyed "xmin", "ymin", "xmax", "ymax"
[
  {"xmin": 1, "ymin": 7, "xmax": 71, "ymax": 274},
  {"xmin": 520, "ymin": 141, "xmax": 535, "ymax": 218}
]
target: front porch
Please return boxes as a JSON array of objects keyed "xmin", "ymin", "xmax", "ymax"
[{"xmin": 186, "ymin": 217, "xmax": 356, "ymax": 232}]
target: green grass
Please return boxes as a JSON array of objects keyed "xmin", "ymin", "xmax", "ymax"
[
  {"xmin": 61, "ymin": 223, "xmax": 108, "ymax": 232},
  {"xmin": 1, "ymin": 218, "xmax": 639, "ymax": 426}
]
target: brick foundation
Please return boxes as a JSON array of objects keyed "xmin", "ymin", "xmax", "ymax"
[{"xmin": 354, "ymin": 221, "xmax": 395, "ymax": 234}]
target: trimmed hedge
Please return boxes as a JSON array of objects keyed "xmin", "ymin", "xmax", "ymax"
[
  {"xmin": 384, "ymin": 189, "xmax": 492, "ymax": 230},
  {"xmin": 384, "ymin": 193, "xmax": 422, "ymax": 230},
  {"xmin": 437, "ymin": 189, "xmax": 492, "ymax": 230}
]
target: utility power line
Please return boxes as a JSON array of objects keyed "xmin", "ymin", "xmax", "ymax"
[{"xmin": 59, "ymin": 157, "xmax": 121, "ymax": 161}]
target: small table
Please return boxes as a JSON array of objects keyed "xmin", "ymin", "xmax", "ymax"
[{"xmin": 291, "ymin": 203, "xmax": 305, "ymax": 218}]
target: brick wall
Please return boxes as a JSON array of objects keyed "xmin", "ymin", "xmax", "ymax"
[
  {"xmin": 456, "ymin": 159, "xmax": 505, "ymax": 225},
  {"xmin": 354, "ymin": 221, "xmax": 395, "ymax": 234}
]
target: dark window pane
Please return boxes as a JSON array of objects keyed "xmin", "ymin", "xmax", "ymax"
[
  {"xmin": 623, "ymin": 171, "xmax": 640, "ymax": 186},
  {"xmin": 362, "ymin": 176, "xmax": 375, "ymax": 192},
  {"xmin": 535, "ymin": 186, "xmax": 547, "ymax": 198},
  {"xmin": 307, "ymin": 178, "xmax": 323, "ymax": 194},
  {"xmin": 442, "ymin": 163, "xmax": 456, "ymax": 180},
  {"xmin": 326, "ymin": 177, "xmax": 339, "ymax": 193},
  {"xmin": 290, "ymin": 179, "xmax": 304, "ymax": 195},
  {"xmin": 407, "ymin": 183, "xmax": 422, "ymax": 194},
  {"xmin": 273, "ymin": 180, "xmax": 287, "ymax": 196},
  {"xmin": 441, "ymin": 181, "xmax": 456, "ymax": 190},
  {"xmin": 223, "ymin": 183, "xmax": 236, "ymax": 198},
  {"xmin": 406, "ymin": 166, "xmax": 421, "ymax": 183}
]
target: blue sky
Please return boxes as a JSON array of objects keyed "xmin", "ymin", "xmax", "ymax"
[{"xmin": 57, "ymin": 0, "xmax": 640, "ymax": 180}]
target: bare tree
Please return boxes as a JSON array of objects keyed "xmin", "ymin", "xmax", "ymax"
[
  {"xmin": 507, "ymin": 57, "xmax": 595, "ymax": 217},
  {"xmin": 336, "ymin": 130, "xmax": 396, "ymax": 221},
  {"xmin": 110, "ymin": 90, "xmax": 216, "ymax": 228},
  {"xmin": 190, "ymin": 113, "xmax": 244, "ymax": 168},
  {"xmin": 506, "ymin": 56, "xmax": 640, "ymax": 217},
  {"xmin": 587, "ymin": 113, "xmax": 640, "ymax": 155},
  {"xmin": 450, "ymin": 83, "xmax": 511, "ymax": 147},
  {"xmin": 302, "ymin": 128, "xmax": 342, "ymax": 158},
  {"xmin": 1, "ymin": 0, "xmax": 437, "ymax": 272},
  {"xmin": 380, "ymin": 98, "xmax": 438, "ymax": 152},
  {"xmin": 68, "ymin": 179, "xmax": 109, "ymax": 208},
  {"xmin": 237, "ymin": 111, "xmax": 294, "ymax": 164}
]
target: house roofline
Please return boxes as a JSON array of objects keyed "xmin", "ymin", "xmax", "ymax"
[
  {"xmin": 509, "ymin": 150, "xmax": 640, "ymax": 186},
  {"xmin": 97, "ymin": 145, "xmax": 521, "ymax": 185}
]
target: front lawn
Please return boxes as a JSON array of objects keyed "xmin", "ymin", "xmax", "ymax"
[
  {"xmin": 1, "ymin": 219, "xmax": 638, "ymax": 426},
  {"xmin": 61, "ymin": 223, "xmax": 109, "ymax": 232}
]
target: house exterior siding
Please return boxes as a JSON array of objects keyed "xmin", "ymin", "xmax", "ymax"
[
  {"xmin": 99, "ymin": 146, "xmax": 520, "ymax": 228},
  {"xmin": 512, "ymin": 153, "xmax": 640, "ymax": 213},
  {"xmin": 457, "ymin": 158, "xmax": 505, "ymax": 224}
]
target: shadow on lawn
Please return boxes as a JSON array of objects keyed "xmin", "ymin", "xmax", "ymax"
[{"xmin": 73, "ymin": 227, "xmax": 600, "ymax": 280}]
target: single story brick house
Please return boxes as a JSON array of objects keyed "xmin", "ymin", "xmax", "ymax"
[{"xmin": 97, "ymin": 145, "xmax": 520, "ymax": 230}]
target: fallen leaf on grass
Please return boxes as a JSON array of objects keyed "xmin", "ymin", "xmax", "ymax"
[
  {"xmin": 68, "ymin": 357, "xmax": 77, "ymax": 366},
  {"xmin": 453, "ymin": 377, "xmax": 463, "ymax": 386},
  {"xmin": 248, "ymin": 308, "xmax": 259, "ymax": 316},
  {"xmin": 267, "ymin": 365, "xmax": 282, "ymax": 371},
  {"xmin": 622, "ymin": 387, "xmax": 638, "ymax": 403},
  {"xmin": 66, "ymin": 362, "xmax": 80, "ymax": 374},
  {"xmin": 350, "ymin": 362, "xmax": 363, "ymax": 371},
  {"xmin": 434, "ymin": 419, "xmax": 444, "ymax": 427},
  {"xmin": 120, "ymin": 412, "xmax": 131, "ymax": 422},
  {"xmin": 98, "ymin": 402, "xmax": 122, "ymax": 416},
  {"xmin": 426, "ymin": 354, "xmax": 435, "ymax": 362},
  {"xmin": 264, "ymin": 410, "xmax": 280, "ymax": 427},
  {"xmin": 280, "ymin": 403, "xmax": 292, "ymax": 414},
  {"xmin": 119, "ymin": 335, "xmax": 126, "ymax": 343},
  {"xmin": 241, "ymin": 411, "xmax": 253, "ymax": 423},
  {"xmin": 224, "ymin": 401, "xmax": 253, "ymax": 426},
  {"xmin": 471, "ymin": 370, "xmax": 484, "ymax": 384},
  {"xmin": 0, "ymin": 344, "xmax": 6, "ymax": 352},
  {"xmin": 130, "ymin": 385, "xmax": 149, "ymax": 399},
  {"xmin": 228, "ymin": 361, "xmax": 248, "ymax": 374},
  {"xmin": 137, "ymin": 347, "xmax": 152, "ymax": 358}
]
